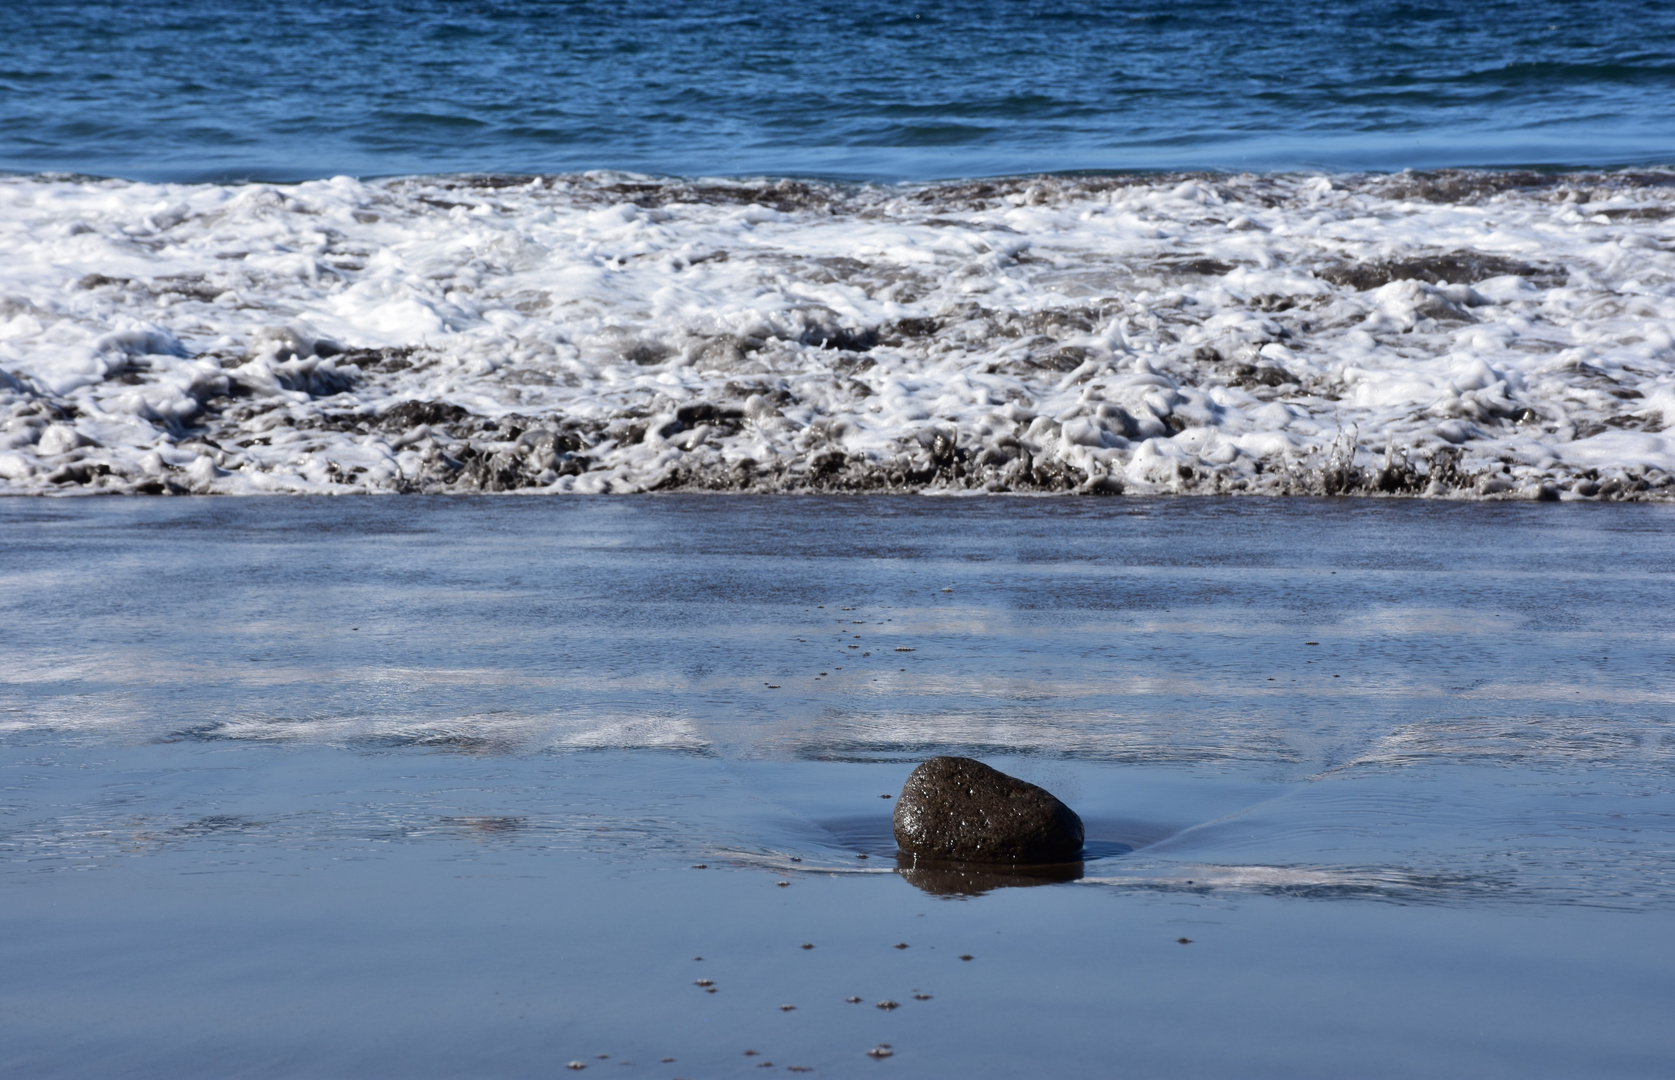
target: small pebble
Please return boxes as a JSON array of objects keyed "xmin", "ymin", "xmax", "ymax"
[
  {"xmin": 777, "ymin": 880, "xmax": 790, "ymax": 887},
  {"xmin": 867, "ymin": 1046, "xmax": 894, "ymax": 1059},
  {"xmin": 801, "ymin": 943, "xmax": 814, "ymax": 949},
  {"xmin": 780, "ymin": 1004, "xmax": 796, "ymax": 1011},
  {"xmin": 1177, "ymin": 937, "xmax": 1193, "ymax": 945},
  {"xmin": 692, "ymin": 864, "xmax": 707, "ymax": 869},
  {"xmin": 661, "ymin": 1059, "xmax": 674, "ymax": 1064},
  {"xmin": 566, "ymin": 1064, "xmax": 585, "ymax": 1072},
  {"xmin": 959, "ymin": 955, "xmax": 973, "ymax": 961},
  {"xmin": 913, "ymin": 994, "xmax": 931, "ymax": 1001},
  {"xmin": 894, "ymin": 943, "xmax": 909, "ymax": 949},
  {"xmin": 695, "ymin": 979, "xmax": 714, "ymax": 987},
  {"xmin": 857, "ymin": 853, "xmax": 869, "ymax": 860},
  {"xmin": 877, "ymin": 1000, "xmax": 898, "ymax": 1010},
  {"xmin": 846, "ymin": 996, "xmax": 862, "ymax": 1004}
]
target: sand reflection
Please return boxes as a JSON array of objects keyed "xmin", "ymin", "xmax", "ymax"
[{"xmin": 895, "ymin": 853, "xmax": 1084, "ymax": 896}]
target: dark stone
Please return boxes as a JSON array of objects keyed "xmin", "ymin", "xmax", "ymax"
[
  {"xmin": 1368, "ymin": 169, "xmax": 1558, "ymax": 204},
  {"xmin": 1162, "ymin": 257, "xmax": 1234, "ymax": 276},
  {"xmin": 658, "ymin": 402, "xmax": 745, "ymax": 440},
  {"xmin": 77, "ymin": 274, "xmax": 130, "ymax": 290},
  {"xmin": 1376, "ymin": 465, "xmax": 1417, "ymax": 493},
  {"xmin": 879, "ymin": 316, "xmax": 941, "ymax": 344},
  {"xmin": 673, "ymin": 402, "xmax": 745, "ymax": 428},
  {"xmin": 1033, "ymin": 347, "xmax": 1090, "ymax": 373},
  {"xmin": 1231, "ymin": 364, "xmax": 1299, "ymax": 389},
  {"xmin": 1319, "ymin": 253, "xmax": 1548, "ymax": 291},
  {"xmin": 809, "ymin": 450, "xmax": 846, "ymax": 477},
  {"xmin": 807, "ymin": 325, "xmax": 878, "ymax": 353},
  {"xmin": 892, "ymin": 756, "xmax": 1083, "ymax": 863},
  {"xmin": 338, "ymin": 346, "xmax": 416, "ymax": 372},
  {"xmin": 380, "ymin": 400, "xmax": 471, "ymax": 430}
]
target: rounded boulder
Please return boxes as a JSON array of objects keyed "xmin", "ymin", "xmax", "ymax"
[{"xmin": 892, "ymin": 756, "xmax": 1083, "ymax": 863}]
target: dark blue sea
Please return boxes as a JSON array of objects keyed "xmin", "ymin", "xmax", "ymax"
[{"xmin": 4, "ymin": 0, "xmax": 1675, "ymax": 181}]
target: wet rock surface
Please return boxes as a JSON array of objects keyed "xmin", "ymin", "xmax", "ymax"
[{"xmin": 892, "ymin": 756, "xmax": 1084, "ymax": 864}]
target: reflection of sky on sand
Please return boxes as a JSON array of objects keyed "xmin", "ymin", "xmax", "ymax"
[
  {"xmin": 2, "ymin": 497, "xmax": 1675, "ymax": 1075},
  {"xmin": 2, "ymin": 496, "xmax": 1673, "ymax": 907}
]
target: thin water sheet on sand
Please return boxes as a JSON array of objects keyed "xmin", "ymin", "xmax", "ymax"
[{"xmin": 1, "ymin": 497, "xmax": 1673, "ymax": 1077}]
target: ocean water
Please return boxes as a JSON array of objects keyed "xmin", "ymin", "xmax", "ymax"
[
  {"xmin": 4, "ymin": 0, "xmax": 1675, "ymax": 182},
  {"xmin": 2, "ymin": 496, "xmax": 1673, "ymax": 1076},
  {"xmin": 7, "ymin": 10, "xmax": 1675, "ymax": 1077},
  {"xmin": 3, "ymin": 1, "xmax": 1674, "ymax": 499}
]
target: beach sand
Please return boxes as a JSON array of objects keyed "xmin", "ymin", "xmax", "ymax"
[{"xmin": 2, "ymin": 495, "xmax": 1673, "ymax": 1076}]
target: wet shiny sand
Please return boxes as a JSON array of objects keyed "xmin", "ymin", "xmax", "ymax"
[{"xmin": 2, "ymin": 496, "xmax": 1673, "ymax": 1077}]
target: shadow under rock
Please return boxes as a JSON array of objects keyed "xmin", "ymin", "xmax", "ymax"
[
  {"xmin": 817, "ymin": 815, "xmax": 1141, "ymax": 895},
  {"xmin": 894, "ymin": 852, "xmax": 1087, "ymax": 896}
]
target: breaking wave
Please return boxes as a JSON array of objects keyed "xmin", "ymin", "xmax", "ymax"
[{"xmin": 2, "ymin": 169, "xmax": 1673, "ymax": 499}]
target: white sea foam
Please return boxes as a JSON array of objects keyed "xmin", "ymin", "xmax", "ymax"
[{"xmin": 1, "ymin": 169, "xmax": 1672, "ymax": 497}]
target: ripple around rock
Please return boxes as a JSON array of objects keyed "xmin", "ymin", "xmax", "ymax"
[{"xmin": 892, "ymin": 756, "xmax": 1084, "ymax": 864}]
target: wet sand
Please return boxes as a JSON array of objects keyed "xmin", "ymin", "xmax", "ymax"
[{"xmin": 2, "ymin": 496, "xmax": 1673, "ymax": 1077}]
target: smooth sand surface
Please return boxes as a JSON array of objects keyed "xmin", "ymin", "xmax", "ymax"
[{"xmin": 2, "ymin": 496, "xmax": 1673, "ymax": 1076}]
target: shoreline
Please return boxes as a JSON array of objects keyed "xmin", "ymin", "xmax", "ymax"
[{"xmin": 7, "ymin": 162, "xmax": 1675, "ymax": 188}]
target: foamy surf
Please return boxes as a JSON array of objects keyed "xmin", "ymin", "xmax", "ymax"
[{"xmin": 1, "ymin": 169, "xmax": 1672, "ymax": 498}]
